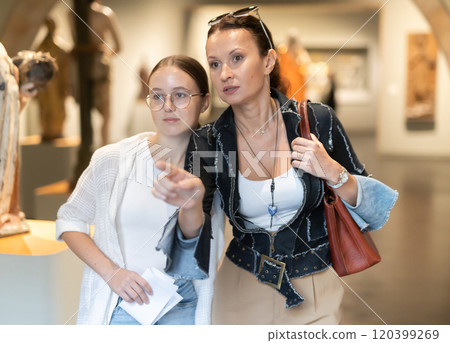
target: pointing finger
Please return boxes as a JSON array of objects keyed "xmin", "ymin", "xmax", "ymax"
[{"xmin": 155, "ymin": 161, "xmax": 187, "ymax": 182}]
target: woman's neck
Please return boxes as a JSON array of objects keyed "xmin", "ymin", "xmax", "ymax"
[
  {"xmin": 233, "ymin": 94, "xmax": 277, "ymax": 135},
  {"xmin": 149, "ymin": 132, "xmax": 190, "ymax": 168}
]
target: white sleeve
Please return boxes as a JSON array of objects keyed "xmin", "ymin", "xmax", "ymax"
[{"xmin": 55, "ymin": 157, "xmax": 97, "ymax": 241}]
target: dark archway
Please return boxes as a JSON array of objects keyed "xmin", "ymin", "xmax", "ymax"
[{"xmin": 0, "ymin": 0, "xmax": 58, "ymax": 55}]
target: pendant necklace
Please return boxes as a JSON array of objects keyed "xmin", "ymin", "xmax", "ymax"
[{"xmin": 236, "ymin": 99, "xmax": 280, "ymax": 229}]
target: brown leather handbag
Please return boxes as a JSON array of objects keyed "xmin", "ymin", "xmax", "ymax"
[{"xmin": 298, "ymin": 99, "xmax": 381, "ymax": 276}]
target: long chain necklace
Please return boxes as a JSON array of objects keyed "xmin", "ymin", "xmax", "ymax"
[{"xmin": 236, "ymin": 99, "xmax": 280, "ymax": 229}]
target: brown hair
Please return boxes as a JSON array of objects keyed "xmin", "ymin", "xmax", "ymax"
[
  {"xmin": 207, "ymin": 15, "xmax": 286, "ymax": 94},
  {"xmin": 148, "ymin": 55, "xmax": 209, "ymax": 96}
]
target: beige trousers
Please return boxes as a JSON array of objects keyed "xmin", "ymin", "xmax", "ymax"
[{"xmin": 212, "ymin": 258, "xmax": 344, "ymax": 325}]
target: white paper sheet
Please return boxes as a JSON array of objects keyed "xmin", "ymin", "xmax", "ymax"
[{"xmin": 119, "ymin": 267, "xmax": 182, "ymax": 325}]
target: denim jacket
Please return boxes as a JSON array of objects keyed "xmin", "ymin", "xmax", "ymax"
[{"xmin": 183, "ymin": 89, "xmax": 398, "ymax": 308}]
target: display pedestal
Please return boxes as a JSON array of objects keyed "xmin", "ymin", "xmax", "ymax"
[
  {"xmin": 20, "ymin": 136, "xmax": 79, "ymax": 219},
  {"xmin": 0, "ymin": 220, "xmax": 84, "ymax": 324}
]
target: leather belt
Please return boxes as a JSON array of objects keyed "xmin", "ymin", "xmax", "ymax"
[{"xmin": 226, "ymin": 239, "xmax": 305, "ymax": 308}]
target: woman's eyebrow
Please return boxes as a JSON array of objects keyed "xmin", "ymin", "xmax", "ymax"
[{"xmin": 207, "ymin": 48, "xmax": 243, "ymax": 60}]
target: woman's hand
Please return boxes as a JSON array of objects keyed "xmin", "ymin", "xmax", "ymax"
[
  {"xmin": 61, "ymin": 232, "xmax": 152, "ymax": 305},
  {"xmin": 291, "ymin": 133, "xmax": 358, "ymax": 206},
  {"xmin": 105, "ymin": 267, "xmax": 153, "ymax": 305},
  {"xmin": 291, "ymin": 133, "xmax": 342, "ymax": 184},
  {"xmin": 152, "ymin": 160, "xmax": 205, "ymax": 239},
  {"xmin": 152, "ymin": 161, "xmax": 205, "ymax": 210}
]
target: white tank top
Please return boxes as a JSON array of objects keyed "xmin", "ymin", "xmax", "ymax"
[
  {"xmin": 238, "ymin": 167, "xmax": 304, "ymax": 232},
  {"xmin": 117, "ymin": 137, "xmax": 178, "ymax": 274}
]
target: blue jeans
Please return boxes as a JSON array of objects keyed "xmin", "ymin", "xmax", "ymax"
[{"xmin": 109, "ymin": 279, "xmax": 197, "ymax": 325}]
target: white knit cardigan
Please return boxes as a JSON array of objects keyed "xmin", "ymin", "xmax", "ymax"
[{"xmin": 56, "ymin": 132, "xmax": 224, "ymax": 325}]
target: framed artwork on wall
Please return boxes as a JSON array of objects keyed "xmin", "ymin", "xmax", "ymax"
[
  {"xmin": 306, "ymin": 47, "xmax": 370, "ymax": 105},
  {"xmin": 308, "ymin": 47, "xmax": 369, "ymax": 91},
  {"xmin": 405, "ymin": 33, "xmax": 437, "ymax": 130}
]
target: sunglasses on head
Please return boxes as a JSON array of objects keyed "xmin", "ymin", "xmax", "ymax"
[{"xmin": 207, "ymin": 6, "xmax": 273, "ymax": 50}]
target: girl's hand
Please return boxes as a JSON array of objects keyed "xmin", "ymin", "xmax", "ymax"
[
  {"xmin": 291, "ymin": 133, "xmax": 342, "ymax": 184},
  {"xmin": 153, "ymin": 160, "xmax": 205, "ymax": 238},
  {"xmin": 152, "ymin": 160, "xmax": 205, "ymax": 210},
  {"xmin": 106, "ymin": 267, "xmax": 153, "ymax": 305}
]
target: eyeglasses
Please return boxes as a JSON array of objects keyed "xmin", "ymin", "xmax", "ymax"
[
  {"xmin": 207, "ymin": 6, "xmax": 273, "ymax": 50},
  {"xmin": 146, "ymin": 90, "xmax": 204, "ymax": 111}
]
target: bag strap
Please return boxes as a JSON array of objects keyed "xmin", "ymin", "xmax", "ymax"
[
  {"xmin": 299, "ymin": 99, "xmax": 335, "ymax": 196},
  {"xmin": 298, "ymin": 99, "xmax": 311, "ymax": 140}
]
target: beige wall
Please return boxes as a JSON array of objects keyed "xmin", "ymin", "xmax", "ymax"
[
  {"xmin": 103, "ymin": 0, "xmax": 187, "ymax": 143},
  {"xmin": 378, "ymin": 0, "xmax": 450, "ymax": 157}
]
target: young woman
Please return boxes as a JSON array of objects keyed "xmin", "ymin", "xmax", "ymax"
[
  {"xmin": 157, "ymin": 7, "xmax": 398, "ymax": 325},
  {"xmin": 56, "ymin": 55, "xmax": 211, "ymax": 324}
]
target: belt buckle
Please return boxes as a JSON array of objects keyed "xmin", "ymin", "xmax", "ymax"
[{"xmin": 258, "ymin": 254, "xmax": 286, "ymax": 290}]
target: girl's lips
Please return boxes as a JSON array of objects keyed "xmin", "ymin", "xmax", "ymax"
[
  {"xmin": 223, "ymin": 86, "xmax": 239, "ymax": 95},
  {"xmin": 163, "ymin": 118, "xmax": 180, "ymax": 124}
]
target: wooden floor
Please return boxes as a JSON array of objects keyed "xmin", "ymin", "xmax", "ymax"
[{"xmin": 340, "ymin": 132, "xmax": 450, "ymax": 325}]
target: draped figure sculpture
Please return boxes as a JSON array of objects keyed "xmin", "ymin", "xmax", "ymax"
[
  {"xmin": 0, "ymin": 43, "xmax": 57, "ymax": 237},
  {"xmin": 36, "ymin": 17, "xmax": 71, "ymax": 141}
]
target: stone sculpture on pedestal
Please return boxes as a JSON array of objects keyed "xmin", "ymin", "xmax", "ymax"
[{"xmin": 0, "ymin": 43, "xmax": 57, "ymax": 238}]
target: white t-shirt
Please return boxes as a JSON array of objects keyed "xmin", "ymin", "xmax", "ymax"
[
  {"xmin": 117, "ymin": 138, "xmax": 178, "ymax": 275},
  {"xmin": 238, "ymin": 167, "xmax": 304, "ymax": 232}
]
